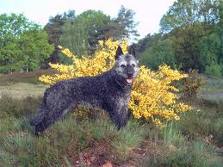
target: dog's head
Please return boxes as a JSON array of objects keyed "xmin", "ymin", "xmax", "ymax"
[{"xmin": 114, "ymin": 46, "xmax": 139, "ymax": 85}]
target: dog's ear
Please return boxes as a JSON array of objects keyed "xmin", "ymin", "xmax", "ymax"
[
  {"xmin": 128, "ymin": 46, "xmax": 136, "ymax": 57},
  {"xmin": 115, "ymin": 46, "xmax": 124, "ymax": 60}
]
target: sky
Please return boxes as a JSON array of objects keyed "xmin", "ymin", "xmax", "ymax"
[{"xmin": 0, "ymin": 0, "xmax": 175, "ymax": 39}]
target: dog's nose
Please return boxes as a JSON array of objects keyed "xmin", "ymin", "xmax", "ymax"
[
  {"xmin": 127, "ymin": 66, "xmax": 134, "ymax": 78},
  {"xmin": 127, "ymin": 73, "xmax": 133, "ymax": 78}
]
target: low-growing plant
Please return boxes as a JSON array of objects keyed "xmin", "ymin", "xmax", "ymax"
[
  {"xmin": 111, "ymin": 120, "xmax": 147, "ymax": 160},
  {"xmin": 205, "ymin": 63, "xmax": 222, "ymax": 77},
  {"xmin": 143, "ymin": 140, "xmax": 221, "ymax": 167},
  {"xmin": 182, "ymin": 70, "xmax": 205, "ymax": 99},
  {"xmin": 162, "ymin": 122, "xmax": 185, "ymax": 148}
]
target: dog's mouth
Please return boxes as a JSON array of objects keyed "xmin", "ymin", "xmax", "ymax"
[{"xmin": 125, "ymin": 77, "xmax": 133, "ymax": 84}]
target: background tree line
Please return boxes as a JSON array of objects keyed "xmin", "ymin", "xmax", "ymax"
[
  {"xmin": 1, "ymin": 0, "xmax": 223, "ymax": 77},
  {"xmin": 138, "ymin": 0, "xmax": 223, "ymax": 77},
  {"xmin": 0, "ymin": 6, "xmax": 138, "ymax": 73},
  {"xmin": 0, "ymin": 13, "xmax": 54, "ymax": 73}
]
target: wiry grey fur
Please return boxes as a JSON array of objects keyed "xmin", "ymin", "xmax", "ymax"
[{"xmin": 30, "ymin": 46, "xmax": 139, "ymax": 134}]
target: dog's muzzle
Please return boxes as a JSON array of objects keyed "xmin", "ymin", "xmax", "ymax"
[{"xmin": 126, "ymin": 73, "xmax": 134, "ymax": 84}]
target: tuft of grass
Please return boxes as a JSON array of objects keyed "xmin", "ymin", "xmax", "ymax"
[
  {"xmin": 161, "ymin": 140, "xmax": 222, "ymax": 167},
  {"xmin": 176, "ymin": 103, "xmax": 223, "ymax": 145},
  {"xmin": 111, "ymin": 120, "xmax": 147, "ymax": 160},
  {"xmin": 162, "ymin": 122, "xmax": 186, "ymax": 148},
  {"xmin": 0, "ymin": 132, "xmax": 35, "ymax": 166},
  {"xmin": 143, "ymin": 135, "xmax": 222, "ymax": 167}
]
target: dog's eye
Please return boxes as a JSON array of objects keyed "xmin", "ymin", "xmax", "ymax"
[
  {"xmin": 132, "ymin": 64, "xmax": 136, "ymax": 67},
  {"xmin": 120, "ymin": 64, "xmax": 126, "ymax": 68}
]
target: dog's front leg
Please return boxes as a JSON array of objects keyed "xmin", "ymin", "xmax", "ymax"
[
  {"xmin": 117, "ymin": 106, "xmax": 131, "ymax": 129},
  {"xmin": 105, "ymin": 103, "xmax": 129, "ymax": 130}
]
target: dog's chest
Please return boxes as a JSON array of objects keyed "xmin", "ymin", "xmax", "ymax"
[{"xmin": 109, "ymin": 91, "xmax": 130, "ymax": 107}]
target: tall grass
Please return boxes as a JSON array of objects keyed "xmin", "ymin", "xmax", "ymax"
[{"xmin": 143, "ymin": 124, "xmax": 223, "ymax": 167}]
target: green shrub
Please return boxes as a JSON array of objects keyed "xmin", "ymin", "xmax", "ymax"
[
  {"xmin": 205, "ymin": 63, "xmax": 222, "ymax": 77},
  {"xmin": 181, "ymin": 70, "xmax": 205, "ymax": 99}
]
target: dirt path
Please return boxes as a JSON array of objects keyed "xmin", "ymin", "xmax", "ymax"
[{"xmin": 198, "ymin": 91, "xmax": 223, "ymax": 102}]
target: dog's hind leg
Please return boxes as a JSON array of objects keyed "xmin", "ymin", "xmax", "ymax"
[{"xmin": 34, "ymin": 103, "xmax": 76, "ymax": 135}]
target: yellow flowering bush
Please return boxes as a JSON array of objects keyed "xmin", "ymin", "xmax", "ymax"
[{"xmin": 39, "ymin": 39, "xmax": 191, "ymax": 126}]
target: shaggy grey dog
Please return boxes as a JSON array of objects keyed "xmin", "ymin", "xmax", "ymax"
[{"xmin": 31, "ymin": 46, "xmax": 139, "ymax": 134}]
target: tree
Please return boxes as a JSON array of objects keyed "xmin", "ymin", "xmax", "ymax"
[
  {"xmin": 157, "ymin": 0, "xmax": 222, "ymax": 74},
  {"xmin": 44, "ymin": 10, "xmax": 75, "ymax": 64},
  {"xmin": 0, "ymin": 13, "xmax": 53, "ymax": 73},
  {"xmin": 19, "ymin": 30, "xmax": 54, "ymax": 71},
  {"xmin": 60, "ymin": 10, "xmax": 111, "ymax": 55},
  {"xmin": 160, "ymin": 0, "xmax": 219, "ymax": 33},
  {"xmin": 140, "ymin": 35, "xmax": 176, "ymax": 69},
  {"xmin": 60, "ymin": 7, "xmax": 139, "ymax": 56},
  {"xmin": 114, "ymin": 5, "xmax": 139, "ymax": 40}
]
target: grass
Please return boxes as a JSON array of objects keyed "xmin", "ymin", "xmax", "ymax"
[
  {"xmin": 198, "ymin": 75, "xmax": 223, "ymax": 102},
  {"xmin": 0, "ymin": 72, "xmax": 223, "ymax": 166},
  {"xmin": 0, "ymin": 83, "xmax": 47, "ymax": 99},
  {"xmin": 200, "ymin": 75, "xmax": 223, "ymax": 93},
  {"xmin": 143, "ymin": 124, "xmax": 223, "ymax": 167},
  {"xmin": 0, "ymin": 69, "xmax": 50, "ymax": 98},
  {"xmin": 0, "ymin": 95, "xmax": 150, "ymax": 166}
]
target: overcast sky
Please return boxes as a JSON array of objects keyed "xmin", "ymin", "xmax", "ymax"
[{"xmin": 0, "ymin": 0, "xmax": 175, "ymax": 38}]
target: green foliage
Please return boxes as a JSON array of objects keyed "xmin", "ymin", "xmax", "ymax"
[
  {"xmin": 44, "ymin": 10, "xmax": 75, "ymax": 46},
  {"xmin": 144, "ymin": 125, "xmax": 222, "ymax": 167},
  {"xmin": 162, "ymin": 123, "xmax": 185, "ymax": 147},
  {"xmin": 115, "ymin": 5, "xmax": 139, "ymax": 40},
  {"xmin": 177, "ymin": 102, "xmax": 223, "ymax": 145},
  {"xmin": 140, "ymin": 37, "xmax": 176, "ymax": 69},
  {"xmin": 0, "ymin": 13, "xmax": 54, "ymax": 73},
  {"xmin": 43, "ymin": 12, "xmax": 75, "ymax": 64},
  {"xmin": 60, "ymin": 7, "xmax": 138, "ymax": 56},
  {"xmin": 159, "ymin": 141, "xmax": 211, "ymax": 167},
  {"xmin": 60, "ymin": 10, "xmax": 111, "ymax": 56},
  {"xmin": 173, "ymin": 24, "xmax": 207, "ymax": 72},
  {"xmin": 0, "ymin": 94, "xmax": 148, "ymax": 166},
  {"xmin": 138, "ymin": 0, "xmax": 223, "ymax": 76},
  {"xmin": 205, "ymin": 63, "xmax": 222, "ymax": 77},
  {"xmin": 160, "ymin": 0, "xmax": 218, "ymax": 33},
  {"xmin": 20, "ymin": 30, "xmax": 54, "ymax": 71}
]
